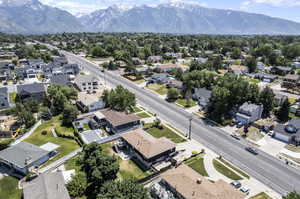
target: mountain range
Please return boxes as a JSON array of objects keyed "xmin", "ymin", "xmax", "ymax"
[{"xmin": 1, "ymin": 0, "xmax": 300, "ymax": 35}]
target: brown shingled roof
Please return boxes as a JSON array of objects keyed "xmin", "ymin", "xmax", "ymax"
[
  {"xmin": 230, "ymin": 65, "xmax": 248, "ymax": 71},
  {"xmin": 100, "ymin": 109, "xmax": 140, "ymax": 127},
  {"xmin": 161, "ymin": 164, "xmax": 245, "ymax": 199},
  {"xmin": 121, "ymin": 129, "xmax": 176, "ymax": 159}
]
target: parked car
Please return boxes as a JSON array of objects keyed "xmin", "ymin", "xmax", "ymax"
[
  {"xmin": 245, "ymin": 147, "xmax": 258, "ymax": 155},
  {"xmin": 236, "ymin": 121, "xmax": 245, "ymax": 128},
  {"xmin": 231, "ymin": 133, "xmax": 241, "ymax": 140},
  {"xmin": 230, "ymin": 181, "xmax": 242, "ymax": 189},
  {"xmin": 239, "ymin": 187, "xmax": 250, "ymax": 195}
]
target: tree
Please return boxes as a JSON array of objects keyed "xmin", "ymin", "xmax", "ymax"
[
  {"xmin": 67, "ymin": 172, "xmax": 87, "ymax": 198},
  {"xmin": 62, "ymin": 104, "xmax": 78, "ymax": 126},
  {"xmin": 104, "ymin": 85, "xmax": 136, "ymax": 111},
  {"xmin": 276, "ymin": 99, "xmax": 290, "ymax": 122},
  {"xmin": 96, "ymin": 180, "xmax": 150, "ymax": 199},
  {"xmin": 259, "ymin": 87, "xmax": 275, "ymax": 117},
  {"xmin": 39, "ymin": 107, "xmax": 52, "ymax": 120},
  {"xmin": 245, "ymin": 56, "xmax": 257, "ymax": 73},
  {"xmin": 91, "ymin": 46, "xmax": 106, "ymax": 57},
  {"xmin": 207, "ymin": 86, "xmax": 231, "ymax": 124},
  {"xmin": 167, "ymin": 88, "xmax": 180, "ymax": 101},
  {"xmin": 12, "ymin": 103, "xmax": 36, "ymax": 128},
  {"xmin": 80, "ymin": 143, "xmax": 119, "ymax": 188},
  {"xmin": 231, "ymin": 47, "xmax": 241, "ymax": 59},
  {"xmin": 283, "ymin": 192, "xmax": 300, "ymax": 199},
  {"xmin": 23, "ymin": 98, "xmax": 39, "ymax": 113}
]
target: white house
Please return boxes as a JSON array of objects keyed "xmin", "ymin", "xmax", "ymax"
[
  {"xmin": 74, "ymin": 74, "xmax": 100, "ymax": 93},
  {"xmin": 236, "ymin": 102, "xmax": 264, "ymax": 124}
]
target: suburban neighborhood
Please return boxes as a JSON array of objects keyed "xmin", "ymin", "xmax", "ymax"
[{"xmin": 0, "ymin": 30, "xmax": 300, "ymax": 199}]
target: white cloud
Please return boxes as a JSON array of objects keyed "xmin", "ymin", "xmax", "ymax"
[{"xmin": 241, "ymin": 0, "xmax": 300, "ymax": 9}]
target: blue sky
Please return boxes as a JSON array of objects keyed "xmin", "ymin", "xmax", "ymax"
[{"xmin": 40, "ymin": 0, "xmax": 300, "ymax": 22}]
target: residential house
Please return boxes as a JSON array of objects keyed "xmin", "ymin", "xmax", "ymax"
[
  {"xmin": 256, "ymin": 62, "xmax": 265, "ymax": 71},
  {"xmin": 0, "ymin": 142, "xmax": 57, "ymax": 174},
  {"xmin": 192, "ymin": 88, "xmax": 212, "ymax": 111},
  {"xmin": 273, "ymin": 119, "xmax": 300, "ymax": 145},
  {"xmin": 193, "ymin": 57, "xmax": 208, "ymax": 64},
  {"xmin": 23, "ymin": 172, "xmax": 71, "ymax": 199},
  {"xmin": 15, "ymin": 67, "xmax": 27, "ymax": 80},
  {"xmin": 77, "ymin": 92, "xmax": 105, "ymax": 113},
  {"xmin": 0, "ymin": 68, "xmax": 12, "ymax": 81},
  {"xmin": 254, "ymin": 73, "xmax": 277, "ymax": 82},
  {"xmin": 166, "ymin": 80, "xmax": 183, "ymax": 90},
  {"xmin": 50, "ymin": 74, "xmax": 72, "ymax": 87},
  {"xmin": 100, "ymin": 109, "xmax": 141, "ymax": 133},
  {"xmin": 132, "ymin": 57, "xmax": 144, "ymax": 65},
  {"xmin": 146, "ymin": 73, "xmax": 172, "ymax": 84},
  {"xmin": 236, "ymin": 102, "xmax": 264, "ymax": 124},
  {"xmin": 17, "ymin": 83, "xmax": 46, "ymax": 102},
  {"xmin": 148, "ymin": 56, "xmax": 163, "ymax": 63},
  {"xmin": 165, "ymin": 52, "xmax": 182, "ymax": 59},
  {"xmin": 63, "ymin": 64, "xmax": 80, "ymax": 75},
  {"xmin": 292, "ymin": 62, "xmax": 300, "ymax": 68},
  {"xmin": 120, "ymin": 129, "xmax": 176, "ymax": 169},
  {"xmin": 53, "ymin": 56, "xmax": 68, "ymax": 66},
  {"xmin": 157, "ymin": 64, "xmax": 179, "ymax": 72},
  {"xmin": 74, "ymin": 75, "xmax": 100, "ymax": 93},
  {"xmin": 150, "ymin": 164, "xmax": 245, "ymax": 199},
  {"xmin": 271, "ymin": 66, "xmax": 292, "ymax": 75},
  {"xmin": 274, "ymin": 94, "xmax": 288, "ymax": 106},
  {"xmin": 0, "ymin": 87, "xmax": 9, "ymax": 110},
  {"xmin": 229, "ymin": 65, "xmax": 249, "ymax": 76},
  {"xmin": 282, "ymin": 74, "xmax": 300, "ymax": 88}
]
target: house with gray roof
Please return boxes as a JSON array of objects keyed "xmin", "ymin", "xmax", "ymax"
[
  {"xmin": 192, "ymin": 88, "xmax": 212, "ymax": 111},
  {"xmin": 74, "ymin": 75, "xmax": 100, "ymax": 93},
  {"xmin": 236, "ymin": 102, "xmax": 264, "ymax": 124},
  {"xmin": 17, "ymin": 83, "xmax": 46, "ymax": 102},
  {"xmin": 273, "ymin": 119, "xmax": 300, "ymax": 145},
  {"xmin": 50, "ymin": 74, "xmax": 72, "ymax": 87},
  {"xmin": 0, "ymin": 142, "xmax": 56, "ymax": 174},
  {"xmin": 23, "ymin": 172, "xmax": 70, "ymax": 199},
  {"xmin": 0, "ymin": 87, "xmax": 9, "ymax": 110},
  {"xmin": 146, "ymin": 73, "xmax": 172, "ymax": 84},
  {"xmin": 254, "ymin": 72, "xmax": 277, "ymax": 82}
]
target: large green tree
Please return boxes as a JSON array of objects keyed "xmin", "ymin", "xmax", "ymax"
[
  {"xmin": 283, "ymin": 192, "xmax": 300, "ymax": 199},
  {"xmin": 259, "ymin": 87, "xmax": 275, "ymax": 117},
  {"xmin": 276, "ymin": 99, "xmax": 290, "ymax": 122},
  {"xmin": 67, "ymin": 172, "xmax": 87, "ymax": 198},
  {"xmin": 62, "ymin": 104, "xmax": 78, "ymax": 126},
  {"xmin": 96, "ymin": 180, "xmax": 150, "ymax": 199}
]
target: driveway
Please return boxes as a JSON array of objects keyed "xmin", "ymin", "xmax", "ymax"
[{"xmin": 257, "ymin": 136, "xmax": 286, "ymax": 157}]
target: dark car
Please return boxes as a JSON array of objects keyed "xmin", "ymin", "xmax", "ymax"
[
  {"xmin": 245, "ymin": 147, "xmax": 258, "ymax": 155},
  {"xmin": 230, "ymin": 181, "xmax": 242, "ymax": 189}
]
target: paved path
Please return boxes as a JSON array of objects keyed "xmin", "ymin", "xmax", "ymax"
[{"xmin": 204, "ymin": 154, "xmax": 232, "ymax": 183}]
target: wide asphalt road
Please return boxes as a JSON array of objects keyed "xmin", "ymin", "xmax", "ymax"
[{"xmin": 64, "ymin": 51, "xmax": 300, "ymax": 196}]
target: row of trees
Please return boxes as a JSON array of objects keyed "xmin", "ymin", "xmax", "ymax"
[{"xmin": 67, "ymin": 143, "xmax": 149, "ymax": 199}]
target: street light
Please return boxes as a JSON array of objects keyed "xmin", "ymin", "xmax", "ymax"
[{"xmin": 188, "ymin": 114, "xmax": 193, "ymax": 140}]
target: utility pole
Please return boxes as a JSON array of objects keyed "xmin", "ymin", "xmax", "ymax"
[{"xmin": 188, "ymin": 114, "xmax": 193, "ymax": 140}]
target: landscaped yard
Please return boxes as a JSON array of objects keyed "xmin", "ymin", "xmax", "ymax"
[
  {"xmin": 131, "ymin": 106, "xmax": 143, "ymax": 113},
  {"xmin": 147, "ymin": 84, "xmax": 168, "ymax": 95},
  {"xmin": 144, "ymin": 123, "xmax": 186, "ymax": 143},
  {"xmin": 185, "ymin": 155, "xmax": 208, "ymax": 177},
  {"xmin": 213, "ymin": 159, "xmax": 242, "ymax": 180},
  {"xmin": 136, "ymin": 112, "xmax": 152, "ymax": 118},
  {"xmin": 218, "ymin": 158, "xmax": 250, "ymax": 179},
  {"xmin": 101, "ymin": 142, "xmax": 150, "ymax": 180},
  {"xmin": 0, "ymin": 176, "xmax": 21, "ymax": 199},
  {"xmin": 9, "ymin": 92, "xmax": 17, "ymax": 104},
  {"xmin": 64, "ymin": 155, "xmax": 82, "ymax": 173},
  {"xmin": 175, "ymin": 98, "xmax": 197, "ymax": 108},
  {"xmin": 24, "ymin": 116, "xmax": 80, "ymax": 167},
  {"xmin": 250, "ymin": 192, "xmax": 272, "ymax": 199},
  {"xmin": 237, "ymin": 126, "xmax": 264, "ymax": 142}
]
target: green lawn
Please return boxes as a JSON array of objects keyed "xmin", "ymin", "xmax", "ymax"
[
  {"xmin": 136, "ymin": 112, "xmax": 152, "ymax": 118},
  {"xmin": 250, "ymin": 192, "xmax": 272, "ymax": 199},
  {"xmin": 144, "ymin": 123, "xmax": 186, "ymax": 143},
  {"xmin": 132, "ymin": 106, "xmax": 143, "ymax": 113},
  {"xmin": 175, "ymin": 98, "xmax": 197, "ymax": 108},
  {"xmin": 9, "ymin": 92, "xmax": 17, "ymax": 104},
  {"xmin": 289, "ymin": 113, "xmax": 300, "ymax": 119},
  {"xmin": 24, "ymin": 116, "xmax": 80, "ymax": 167},
  {"xmin": 64, "ymin": 155, "xmax": 82, "ymax": 173},
  {"xmin": 0, "ymin": 176, "xmax": 21, "ymax": 199},
  {"xmin": 213, "ymin": 159, "xmax": 242, "ymax": 180},
  {"xmin": 148, "ymin": 84, "xmax": 168, "ymax": 95},
  {"xmin": 185, "ymin": 155, "xmax": 208, "ymax": 177},
  {"xmin": 100, "ymin": 142, "xmax": 150, "ymax": 180},
  {"xmin": 218, "ymin": 158, "xmax": 250, "ymax": 179}
]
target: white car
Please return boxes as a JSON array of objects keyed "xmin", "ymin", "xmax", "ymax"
[{"xmin": 239, "ymin": 187, "xmax": 250, "ymax": 195}]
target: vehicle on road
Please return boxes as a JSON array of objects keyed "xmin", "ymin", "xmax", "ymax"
[
  {"xmin": 230, "ymin": 181, "xmax": 242, "ymax": 189},
  {"xmin": 245, "ymin": 147, "xmax": 258, "ymax": 155},
  {"xmin": 231, "ymin": 133, "xmax": 241, "ymax": 140}
]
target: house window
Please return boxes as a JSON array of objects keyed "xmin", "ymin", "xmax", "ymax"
[{"xmin": 82, "ymin": 83, "xmax": 86, "ymax": 86}]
